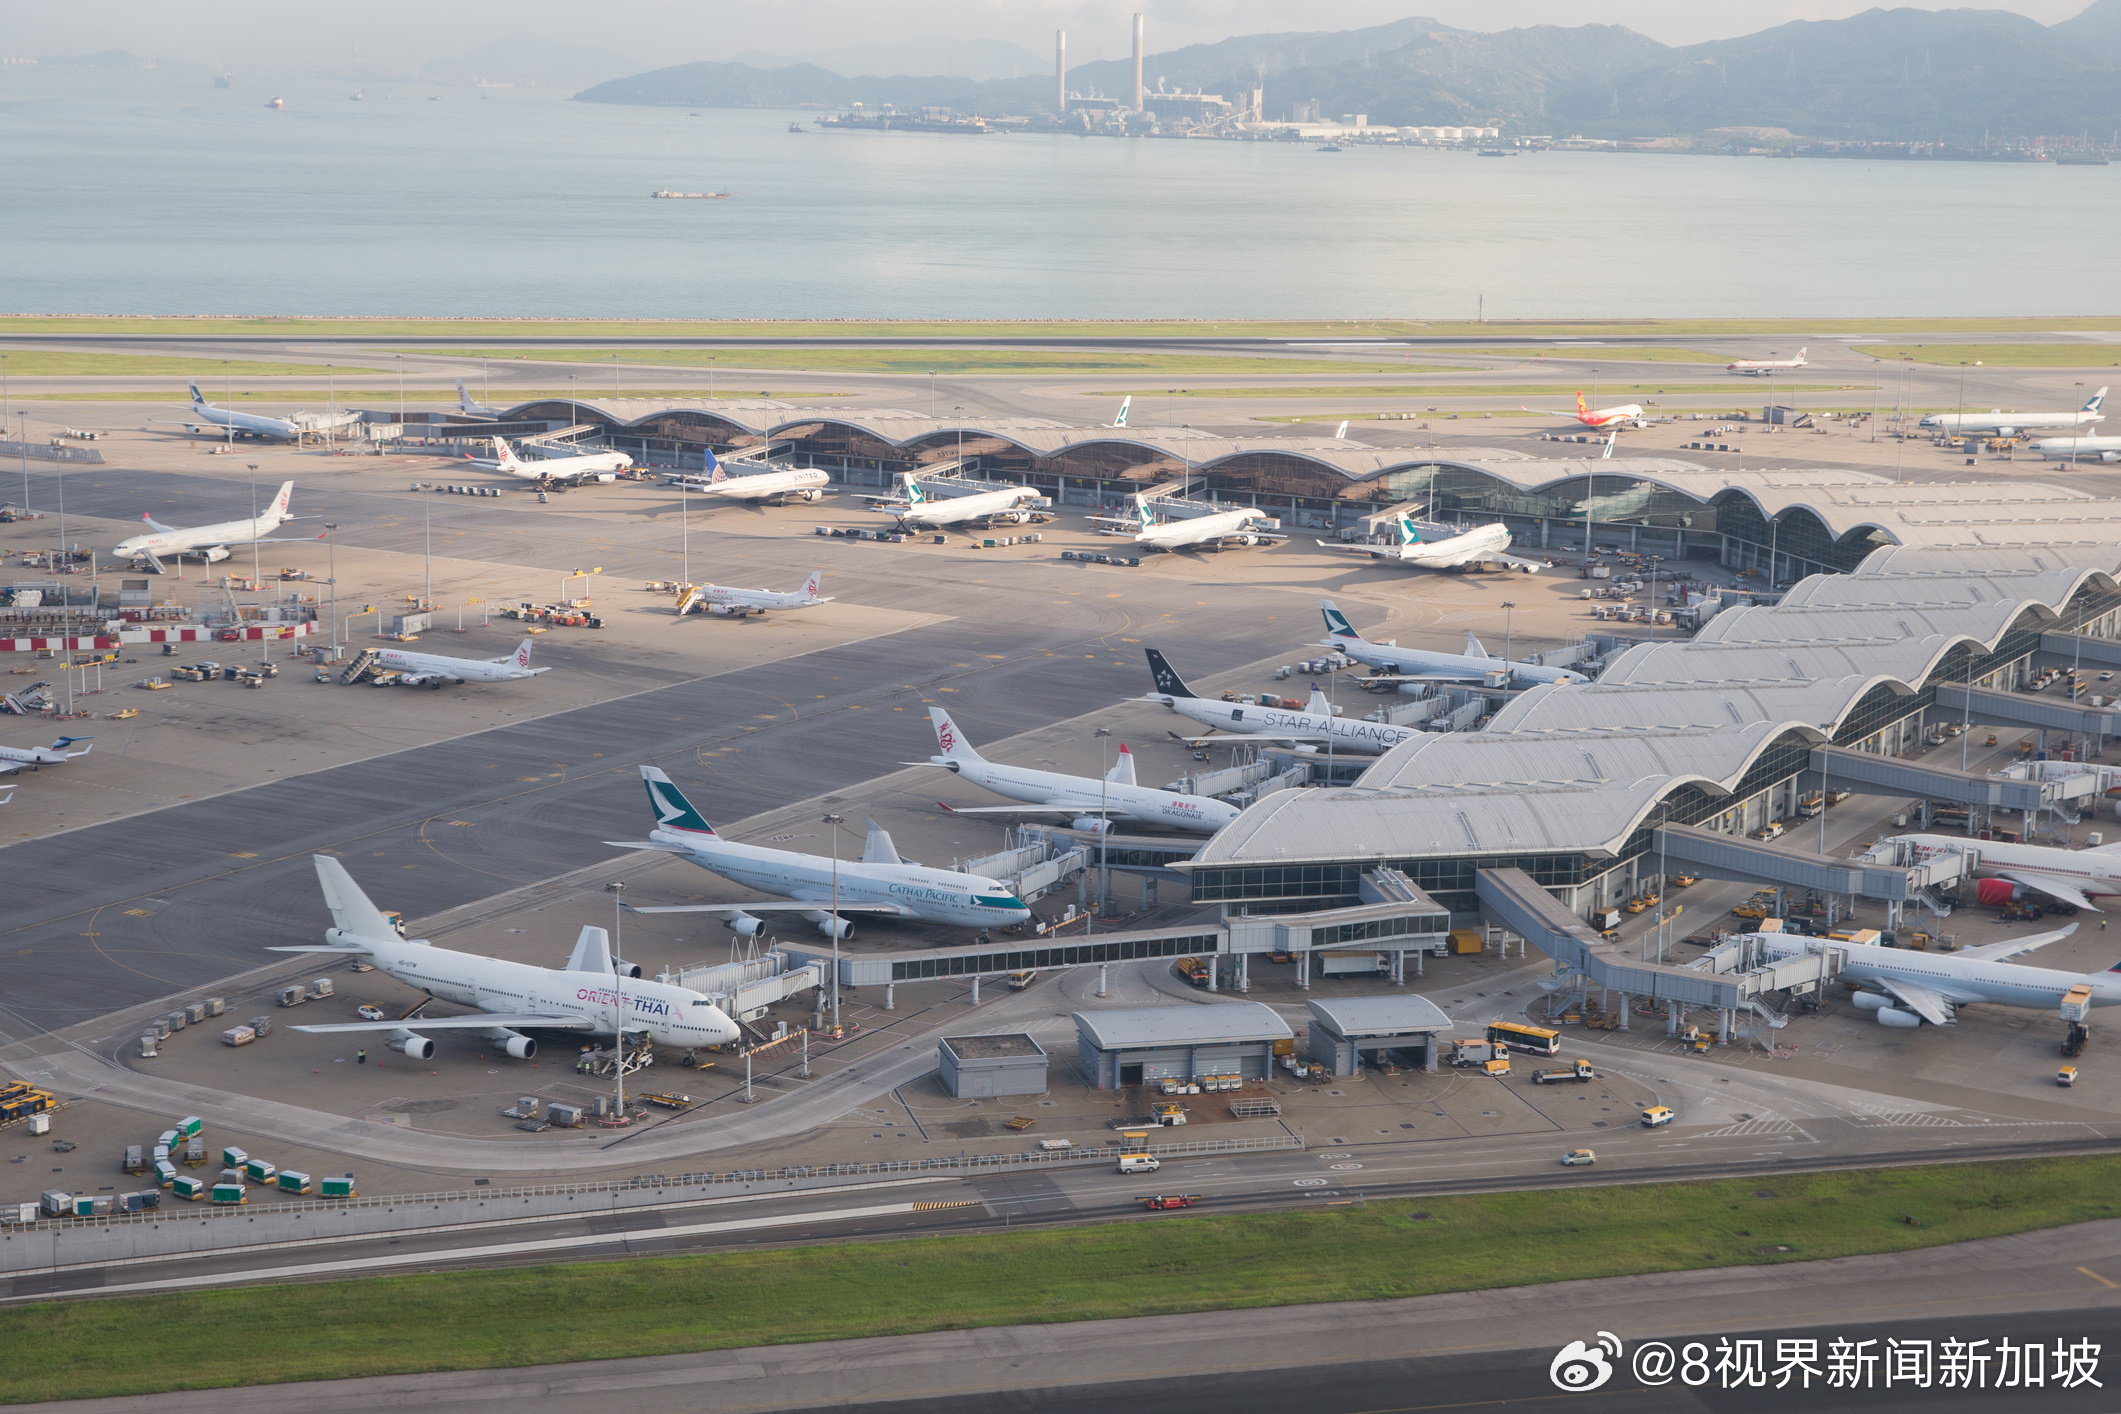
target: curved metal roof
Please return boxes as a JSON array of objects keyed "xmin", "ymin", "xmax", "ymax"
[{"xmin": 1190, "ymin": 544, "xmax": 2120, "ymax": 870}]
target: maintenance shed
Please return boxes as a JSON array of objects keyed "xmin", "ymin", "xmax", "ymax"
[
  {"xmin": 938, "ymin": 1033, "xmax": 1049, "ymax": 1098},
  {"xmin": 1073, "ymin": 1003, "xmax": 1293, "ymax": 1090},
  {"xmin": 1306, "ymin": 995, "xmax": 1452, "ymax": 1077}
]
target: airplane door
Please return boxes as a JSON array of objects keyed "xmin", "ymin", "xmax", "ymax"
[{"xmin": 1231, "ymin": 709, "xmax": 1243, "ymax": 722}]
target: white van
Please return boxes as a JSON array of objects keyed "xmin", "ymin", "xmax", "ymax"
[{"xmin": 1116, "ymin": 1152, "xmax": 1161, "ymax": 1175}]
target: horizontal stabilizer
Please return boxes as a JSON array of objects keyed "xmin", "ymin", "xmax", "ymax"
[
  {"xmin": 602, "ymin": 840, "xmax": 694, "ymax": 853},
  {"xmin": 265, "ymin": 946, "xmax": 375, "ymax": 954}
]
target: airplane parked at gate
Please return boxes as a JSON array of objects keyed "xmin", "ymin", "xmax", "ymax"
[
  {"xmin": 1747, "ymin": 922, "xmax": 2119, "ymax": 1029},
  {"xmin": 456, "ymin": 380, "xmax": 504, "ymax": 417},
  {"xmin": 677, "ymin": 569, "xmax": 831, "ymax": 617},
  {"xmin": 2030, "ymin": 433, "xmax": 2121, "ymax": 462},
  {"xmin": 1879, "ymin": 833, "xmax": 2121, "ymax": 914},
  {"xmin": 1316, "ymin": 511, "xmax": 1546, "ymax": 573},
  {"xmin": 0, "ymin": 735, "xmax": 92, "ymax": 774},
  {"xmin": 1319, "ymin": 600, "xmax": 1590, "ymax": 687},
  {"xmin": 276, "ymin": 856, "xmax": 740, "ymax": 1058},
  {"xmin": 1141, "ymin": 649, "xmax": 1421, "ymax": 756},
  {"xmin": 921, "ymin": 707, "xmax": 1239, "ymax": 834},
  {"xmin": 876, "ymin": 478, "xmax": 1045, "ymax": 531},
  {"xmin": 1522, "ymin": 392, "xmax": 1647, "ymax": 429},
  {"xmin": 468, "ymin": 435, "xmax": 633, "ymax": 483},
  {"xmin": 154, "ymin": 383, "xmax": 361, "ymax": 442},
  {"xmin": 371, "ymin": 638, "xmax": 548, "ymax": 686},
  {"xmin": 112, "ymin": 481, "xmax": 320, "ymax": 569},
  {"xmin": 1927, "ymin": 388, "xmax": 2106, "ymax": 438},
  {"xmin": 608, "ymin": 767, "xmax": 1032, "ymax": 936},
  {"xmin": 671, "ymin": 450, "xmax": 829, "ymax": 504},
  {"xmin": 1122, "ymin": 498, "xmax": 1282, "ymax": 552},
  {"xmin": 1726, "ymin": 348, "xmax": 1808, "ymax": 376}
]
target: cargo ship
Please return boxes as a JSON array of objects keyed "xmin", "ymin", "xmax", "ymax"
[{"xmin": 651, "ymin": 190, "xmax": 731, "ymax": 199}]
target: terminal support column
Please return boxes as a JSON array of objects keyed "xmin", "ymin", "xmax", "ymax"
[
  {"xmin": 882, "ymin": 983, "xmax": 895, "ymax": 1011},
  {"xmin": 969, "ymin": 975, "xmax": 981, "ymax": 1006},
  {"xmin": 1618, "ymin": 994, "xmax": 1631, "ymax": 1031},
  {"xmin": 1298, "ymin": 950, "xmax": 1311, "ymax": 991},
  {"xmin": 1236, "ymin": 954, "xmax": 1249, "ymax": 993},
  {"xmin": 1097, "ymin": 963, "xmax": 1109, "ymax": 997},
  {"xmin": 1207, "ymin": 955, "xmax": 1219, "ymax": 993}
]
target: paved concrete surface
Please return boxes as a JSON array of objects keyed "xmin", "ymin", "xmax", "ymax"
[{"xmin": 15, "ymin": 1217, "xmax": 2121, "ymax": 1413}]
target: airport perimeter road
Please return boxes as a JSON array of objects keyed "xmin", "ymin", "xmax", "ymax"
[{"xmin": 18, "ymin": 1219, "xmax": 2121, "ymax": 1414}]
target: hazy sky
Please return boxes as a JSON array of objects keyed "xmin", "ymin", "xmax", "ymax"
[{"xmin": 10, "ymin": 0, "xmax": 2098, "ymax": 69}]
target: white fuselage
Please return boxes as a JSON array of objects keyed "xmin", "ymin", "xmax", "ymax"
[
  {"xmin": 1324, "ymin": 632, "xmax": 1590, "ymax": 688},
  {"xmin": 1726, "ymin": 359, "xmax": 1806, "ymax": 375},
  {"xmin": 1926, "ymin": 410, "xmax": 2103, "ymax": 435},
  {"xmin": 2030, "ymin": 434, "xmax": 2121, "ymax": 461},
  {"xmin": 188, "ymin": 399, "xmax": 299, "ymax": 440},
  {"xmin": 1391, "ymin": 522, "xmax": 1513, "ymax": 569},
  {"xmin": 652, "ymin": 823, "xmax": 1031, "ymax": 927},
  {"xmin": 114, "ymin": 507, "xmax": 293, "ymax": 560},
  {"xmin": 504, "ymin": 449, "xmax": 632, "ymax": 480},
  {"xmin": 1754, "ymin": 934, "xmax": 2121, "ymax": 1015},
  {"xmin": 1136, "ymin": 509, "xmax": 1273, "ymax": 550},
  {"xmin": 0, "ymin": 744, "xmax": 72, "ymax": 769},
  {"xmin": 939, "ymin": 757, "xmax": 1239, "ymax": 834},
  {"xmin": 1895, "ymin": 833, "xmax": 2121, "ymax": 904},
  {"xmin": 1148, "ymin": 693, "xmax": 1420, "ymax": 756},
  {"xmin": 1578, "ymin": 403, "xmax": 1644, "ymax": 428},
  {"xmin": 340, "ymin": 934, "xmax": 739, "ymax": 1046},
  {"xmin": 898, "ymin": 487, "xmax": 1041, "ymax": 529},
  {"xmin": 372, "ymin": 647, "xmax": 541, "ymax": 683},
  {"xmin": 689, "ymin": 467, "xmax": 829, "ymax": 502},
  {"xmin": 687, "ymin": 585, "xmax": 824, "ymax": 612}
]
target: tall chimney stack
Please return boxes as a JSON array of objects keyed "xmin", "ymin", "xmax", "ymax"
[
  {"xmin": 1056, "ymin": 30, "xmax": 1067, "ymax": 113},
  {"xmin": 1132, "ymin": 14, "xmax": 1144, "ymax": 111}
]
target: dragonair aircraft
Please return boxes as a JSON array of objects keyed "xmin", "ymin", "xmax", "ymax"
[
  {"xmin": 0, "ymin": 734, "xmax": 92, "ymax": 774},
  {"xmin": 1126, "ymin": 498, "xmax": 1282, "ymax": 552},
  {"xmin": 676, "ymin": 569, "xmax": 830, "ymax": 617},
  {"xmin": 1320, "ymin": 599, "xmax": 1590, "ymax": 687},
  {"xmin": 471, "ymin": 435, "xmax": 634, "ymax": 483},
  {"xmin": 608, "ymin": 766, "xmax": 1032, "ymax": 937},
  {"xmin": 922, "ymin": 707, "xmax": 1239, "ymax": 835},
  {"xmin": 276, "ymin": 856, "xmax": 740, "ymax": 1059},
  {"xmin": 1726, "ymin": 348, "xmax": 1808, "ymax": 376},
  {"xmin": 1142, "ymin": 649, "xmax": 1421, "ymax": 755},
  {"xmin": 372, "ymin": 638, "xmax": 548, "ymax": 687},
  {"xmin": 1744, "ymin": 922, "xmax": 2118, "ymax": 1030},
  {"xmin": 1930, "ymin": 387, "xmax": 2107, "ymax": 438},
  {"xmin": 113, "ymin": 481, "xmax": 319, "ymax": 569},
  {"xmin": 1317, "ymin": 511, "xmax": 1546, "ymax": 573},
  {"xmin": 1522, "ymin": 392, "xmax": 1646, "ymax": 429},
  {"xmin": 882, "ymin": 478, "xmax": 1045, "ymax": 531},
  {"xmin": 673, "ymin": 449, "xmax": 829, "ymax": 504}
]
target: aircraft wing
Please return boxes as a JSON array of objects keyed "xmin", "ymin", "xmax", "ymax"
[
  {"xmin": 1313, "ymin": 539, "xmax": 1401, "ymax": 559},
  {"xmin": 290, "ymin": 1013, "xmax": 598, "ymax": 1033},
  {"xmin": 1994, "ymin": 871, "xmax": 2101, "ymax": 913},
  {"xmin": 625, "ymin": 900, "xmax": 915, "ymax": 919},
  {"xmin": 602, "ymin": 840, "xmax": 695, "ymax": 853},
  {"xmin": 1956, "ymin": 922, "xmax": 2081, "ymax": 964},
  {"xmin": 1488, "ymin": 553, "xmax": 1548, "ymax": 572},
  {"xmin": 1168, "ymin": 731, "xmax": 1331, "ymax": 744},
  {"xmin": 1872, "ymin": 975, "xmax": 1954, "ymax": 1026},
  {"xmin": 935, "ymin": 803, "xmax": 1110, "ymax": 815}
]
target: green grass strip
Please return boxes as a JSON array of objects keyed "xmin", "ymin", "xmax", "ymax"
[
  {"xmin": 398, "ymin": 348, "xmax": 1426, "ymax": 376},
  {"xmin": 1098, "ymin": 383, "xmax": 1848, "ymax": 400},
  {"xmin": 1856, "ymin": 343, "xmax": 2121, "ymax": 368},
  {"xmin": 0, "ymin": 354, "xmax": 345, "ymax": 376},
  {"xmin": 4, "ymin": 1154, "xmax": 2119, "ymax": 1404}
]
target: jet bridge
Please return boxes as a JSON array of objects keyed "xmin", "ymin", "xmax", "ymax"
[
  {"xmin": 2034, "ymin": 632, "xmax": 2121, "ymax": 673},
  {"xmin": 1933, "ymin": 684, "xmax": 2121, "ymax": 738},
  {"xmin": 1807, "ymin": 745, "xmax": 2051, "ymax": 811},
  {"xmin": 1476, "ymin": 868, "xmax": 1837, "ymax": 1044}
]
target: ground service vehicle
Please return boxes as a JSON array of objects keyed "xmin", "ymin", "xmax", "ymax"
[
  {"xmin": 1137, "ymin": 1194, "xmax": 1199, "ymax": 1210},
  {"xmin": 1117, "ymin": 1152, "xmax": 1161, "ymax": 1175},
  {"xmin": 2059, "ymin": 1066, "xmax": 2079, "ymax": 1086},
  {"xmin": 1482, "ymin": 1056, "xmax": 1511, "ymax": 1077},
  {"xmin": 1487, "ymin": 1022, "xmax": 1561, "ymax": 1056},
  {"xmin": 1641, "ymin": 1105, "xmax": 1675, "ymax": 1127},
  {"xmin": 1532, "ymin": 1059, "xmax": 1597, "ymax": 1084}
]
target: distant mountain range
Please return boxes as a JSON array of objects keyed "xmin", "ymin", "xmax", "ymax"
[
  {"xmin": 728, "ymin": 37, "xmax": 1047, "ymax": 83},
  {"xmin": 577, "ymin": 3, "xmax": 2121, "ymax": 143}
]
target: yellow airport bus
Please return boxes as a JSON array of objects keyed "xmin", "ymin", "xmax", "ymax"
[{"xmin": 1486, "ymin": 1021, "xmax": 1561, "ymax": 1057}]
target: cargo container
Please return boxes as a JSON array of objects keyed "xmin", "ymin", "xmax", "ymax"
[
  {"xmin": 183, "ymin": 1138, "xmax": 206, "ymax": 1165},
  {"xmin": 40, "ymin": 1190, "xmax": 71, "ymax": 1217},
  {"xmin": 164, "ymin": 1009, "xmax": 187, "ymax": 1032},
  {"xmin": 320, "ymin": 1175, "xmax": 356, "ymax": 1198},
  {"xmin": 203, "ymin": 998, "xmax": 226, "ymax": 1017},
  {"xmin": 1316, "ymin": 950, "xmax": 1387, "ymax": 976},
  {"xmin": 173, "ymin": 1116, "xmax": 202, "ymax": 1138},
  {"xmin": 210, "ymin": 1183, "xmax": 247, "ymax": 1205},
  {"xmin": 546, "ymin": 1103, "xmax": 585, "ymax": 1127},
  {"xmin": 139, "ymin": 1034, "xmax": 160, "ymax": 1059},
  {"xmin": 157, "ymin": 1128, "xmax": 179, "ymax": 1151},
  {"xmin": 307, "ymin": 977, "xmax": 334, "ymax": 999},
  {"xmin": 221, "ymin": 1025, "xmax": 257, "ymax": 1047},
  {"xmin": 277, "ymin": 1170, "xmax": 312, "ymax": 1195},
  {"xmin": 171, "ymin": 1174, "xmax": 208, "ymax": 1201},
  {"xmin": 184, "ymin": 1003, "xmax": 206, "ymax": 1025},
  {"xmin": 221, "ymin": 1146, "xmax": 248, "ymax": 1169},
  {"xmin": 1448, "ymin": 928, "xmax": 1485, "ymax": 955},
  {"xmin": 5, "ymin": 1202, "xmax": 37, "ymax": 1224},
  {"xmin": 154, "ymin": 1159, "xmax": 177, "ymax": 1187},
  {"xmin": 242, "ymin": 1159, "xmax": 277, "ymax": 1185},
  {"xmin": 277, "ymin": 986, "xmax": 306, "ymax": 1007},
  {"xmin": 123, "ymin": 1144, "xmax": 145, "ymax": 1173},
  {"xmin": 248, "ymin": 1016, "xmax": 273, "ymax": 1038},
  {"xmin": 120, "ymin": 1190, "xmax": 161, "ymax": 1212},
  {"xmin": 72, "ymin": 1196, "xmax": 109, "ymax": 1218}
]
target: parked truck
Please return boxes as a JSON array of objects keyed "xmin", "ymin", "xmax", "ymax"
[
  {"xmin": 1449, "ymin": 1038, "xmax": 1499, "ymax": 1067},
  {"xmin": 1531, "ymin": 1058, "xmax": 1597, "ymax": 1085}
]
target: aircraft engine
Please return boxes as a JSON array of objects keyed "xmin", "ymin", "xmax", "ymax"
[
  {"xmin": 1849, "ymin": 991, "xmax": 1893, "ymax": 1011},
  {"xmin": 388, "ymin": 1029, "xmax": 435, "ymax": 1059},
  {"xmin": 485, "ymin": 1028, "xmax": 537, "ymax": 1060},
  {"xmin": 1974, "ymin": 878, "xmax": 2030, "ymax": 907},
  {"xmin": 1997, "ymin": 426, "xmax": 2018, "ymax": 437},
  {"xmin": 811, "ymin": 913, "xmax": 853, "ymax": 940},
  {"xmin": 801, "ymin": 488, "xmax": 823, "ymax": 502},
  {"xmin": 2105, "ymin": 451, "xmax": 2121, "ymax": 464},
  {"xmin": 1071, "ymin": 817, "xmax": 1113, "ymax": 834},
  {"xmin": 723, "ymin": 911, "xmax": 766, "ymax": 937},
  {"xmin": 612, "ymin": 959, "xmax": 643, "ymax": 979},
  {"xmin": 1875, "ymin": 1007, "xmax": 1924, "ymax": 1029},
  {"xmin": 203, "ymin": 546, "xmax": 232, "ymax": 563}
]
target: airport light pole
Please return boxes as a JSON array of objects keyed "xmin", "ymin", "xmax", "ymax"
[
  {"xmin": 822, "ymin": 813, "xmax": 844, "ymax": 1030},
  {"xmin": 1500, "ymin": 601, "xmax": 1516, "ymax": 677},
  {"xmin": 397, "ymin": 355, "xmax": 405, "ymax": 433},
  {"xmin": 1818, "ymin": 722, "xmax": 1836, "ymax": 858},
  {"xmin": 17, "ymin": 411, "xmax": 27, "ymax": 512},
  {"xmin": 605, "ymin": 881, "xmax": 627, "ymax": 1118},
  {"xmin": 680, "ymin": 476, "xmax": 690, "ymax": 586},
  {"xmin": 323, "ymin": 523, "xmax": 339, "ymax": 655},
  {"xmin": 224, "ymin": 361, "xmax": 233, "ymax": 455}
]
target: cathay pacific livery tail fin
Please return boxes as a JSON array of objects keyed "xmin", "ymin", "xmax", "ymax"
[
  {"xmin": 1465, "ymin": 632, "xmax": 1491, "ymax": 659},
  {"xmin": 1113, "ymin": 396, "xmax": 1130, "ymax": 428},
  {"xmin": 1319, "ymin": 599, "xmax": 1364, "ymax": 643},
  {"xmin": 2089, "ymin": 387, "xmax": 2110, "ymax": 413},
  {"xmin": 188, "ymin": 382, "xmax": 206, "ymax": 406},
  {"xmin": 1395, "ymin": 513, "xmax": 1421, "ymax": 545},
  {"xmin": 641, "ymin": 765, "xmax": 716, "ymax": 834}
]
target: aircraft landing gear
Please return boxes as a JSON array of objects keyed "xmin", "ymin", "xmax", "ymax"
[{"xmin": 2062, "ymin": 1022, "xmax": 2090, "ymax": 1058}]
